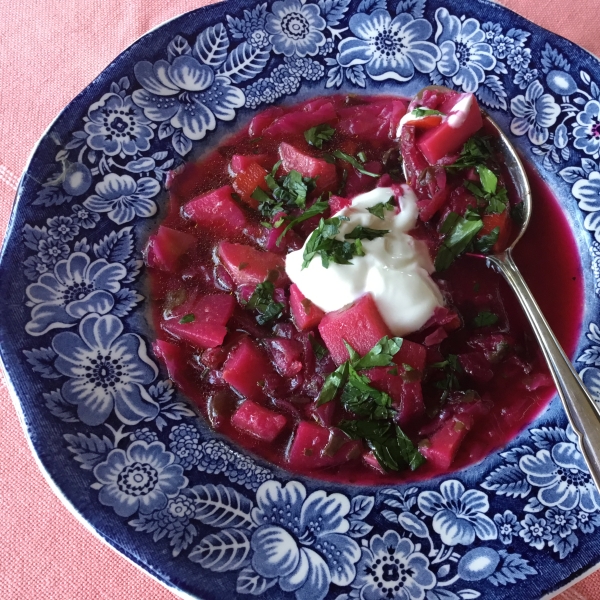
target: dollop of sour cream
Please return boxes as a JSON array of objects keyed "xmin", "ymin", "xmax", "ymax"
[{"xmin": 285, "ymin": 186, "xmax": 445, "ymax": 336}]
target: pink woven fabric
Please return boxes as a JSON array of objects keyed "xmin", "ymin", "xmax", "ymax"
[{"xmin": 0, "ymin": 1, "xmax": 599, "ymax": 598}]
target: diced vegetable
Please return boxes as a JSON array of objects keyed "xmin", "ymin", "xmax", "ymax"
[
  {"xmin": 417, "ymin": 93, "xmax": 483, "ymax": 164},
  {"xmin": 328, "ymin": 194, "xmax": 351, "ymax": 214},
  {"xmin": 318, "ymin": 294, "xmax": 392, "ymax": 365},
  {"xmin": 230, "ymin": 154, "xmax": 272, "ymax": 174},
  {"xmin": 290, "ymin": 284, "xmax": 325, "ymax": 331},
  {"xmin": 263, "ymin": 102, "xmax": 337, "ymax": 136},
  {"xmin": 231, "ymin": 400, "xmax": 287, "ymax": 441},
  {"xmin": 287, "ymin": 421, "xmax": 362, "ymax": 469},
  {"xmin": 279, "ymin": 142, "xmax": 338, "ymax": 193},
  {"xmin": 222, "ymin": 337, "xmax": 278, "ymax": 401},
  {"xmin": 480, "ymin": 211, "xmax": 512, "ymax": 253},
  {"xmin": 183, "ymin": 185, "xmax": 247, "ymax": 236},
  {"xmin": 153, "ymin": 339, "xmax": 187, "ymax": 381},
  {"xmin": 263, "ymin": 337, "xmax": 303, "ymax": 377},
  {"xmin": 146, "ymin": 226, "xmax": 197, "ymax": 271},
  {"xmin": 218, "ymin": 241, "xmax": 288, "ymax": 287},
  {"xmin": 233, "ymin": 162, "xmax": 270, "ymax": 209},
  {"xmin": 162, "ymin": 319, "xmax": 227, "ymax": 349},
  {"xmin": 419, "ymin": 416, "xmax": 473, "ymax": 470},
  {"xmin": 248, "ymin": 106, "xmax": 285, "ymax": 137}
]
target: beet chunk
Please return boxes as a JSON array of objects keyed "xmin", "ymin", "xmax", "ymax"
[
  {"xmin": 222, "ymin": 338, "xmax": 279, "ymax": 401},
  {"xmin": 318, "ymin": 294, "xmax": 392, "ymax": 365},
  {"xmin": 218, "ymin": 241, "xmax": 288, "ymax": 287},
  {"xmin": 146, "ymin": 226, "xmax": 197, "ymax": 271},
  {"xmin": 231, "ymin": 400, "xmax": 287, "ymax": 441},
  {"xmin": 287, "ymin": 421, "xmax": 362, "ymax": 470},
  {"xmin": 183, "ymin": 185, "xmax": 247, "ymax": 236},
  {"xmin": 290, "ymin": 284, "xmax": 325, "ymax": 331}
]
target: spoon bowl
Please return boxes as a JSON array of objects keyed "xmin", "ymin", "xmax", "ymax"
[{"xmin": 407, "ymin": 87, "xmax": 600, "ymax": 489}]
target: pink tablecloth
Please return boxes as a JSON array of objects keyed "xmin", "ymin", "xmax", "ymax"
[{"xmin": 0, "ymin": 1, "xmax": 598, "ymax": 598}]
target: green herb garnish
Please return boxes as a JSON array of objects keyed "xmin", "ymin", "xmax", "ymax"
[
  {"xmin": 276, "ymin": 200, "xmax": 329, "ymax": 245},
  {"xmin": 357, "ymin": 150, "xmax": 367, "ymax": 162},
  {"xmin": 367, "ymin": 198, "xmax": 395, "ymax": 220},
  {"xmin": 411, "ymin": 108, "xmax": 444, "ymax": 118},
  {"xmin": 252, "ymin": 162, "xmax": 318, "ymax": 218},
  {"xmin": 473, "ymin": 227, "xmax": 499, "ymax": 254},
  {"xmin": 473, "ymin": 310, "xmax": 499, "ymax": 327},
  {"xmin": 435, "ymin": 212, "xmax": 483, "ymax": 271},
  {"xmin": 338, "ymin": 420, "xmax": 426, "ymax": 472},
  {"xmin": 444, "ymin": 135, "xmax": 495, "ymax": 171},
  {"xmin": 246, "ymin": 280, "xmax": 284, "ymax": 325},
  {"xmin": 179, "ymin": 313, "xmax": 195, "ymax": 324},
  {"xmin": 429, "ymin": 353, "xmax": 463, "ymax": 401},
  {"xmin": 344, "ymin": 226, "xmax": 389, "ymax": 241},
  {"xmin": 304, "ymin": 124, "xmax": 335, "ymax": 149},
  {"xmin": 331, "ymin": 150, "xmax": 379, "ymax": 177}
]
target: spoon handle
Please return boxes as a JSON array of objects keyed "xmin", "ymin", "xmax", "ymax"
[{"xmin": 487, "ymin": 250, "xmax": 600, "ymax": 489}]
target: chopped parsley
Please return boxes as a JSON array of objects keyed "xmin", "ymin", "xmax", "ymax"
[
  {"xmin": 411, "ymin": 108, "xmax": 443, "ymax": 118},
  {"xmin": 473, "ymin": 227, "xmax": 499, "ymax": 254},
  {"xmin": 473, "ymin": 310, "xmax": 499, "ymax": 327},
  {"xmin": 304, "ymin": 124, "xmax": 335, "ymax": 149},
  {"xmin": 338, "ymin": 420, "xmax": 426, "ymax": 472},
  {"xmin": 434, "ymin": 211, "xmax": 483, "ymax": 271},
  {"xmin": 276, "ymin": 200, "xmax": 329, "ymax": 245},
  {"xmin": 331, "ymin": 150, "xmax": 379, "ymax": 177},
  {"xmin": 309, "ymin": 334, "xmax": 329, "ymax": 360},
  {"xmin": 344, "ymin": 225, "xmax": 390, "ymax": 241},
  {"xmin": 463, "ymin": 165, "xmax": 509, "ymax": 215},
  {"xmin": 444, "ymin": 135, "xmax": 495, "ymax": 171},
  {"xmin": 429, "ymin": 354, "xmax": 463, "ymax": 401},
  {"xmin": 315, "ymin": 336, "xmax": 423, "ymax": 472},
  {"xmin": 367, "ymin": 198, "xmax": 395, "ymax": 220},
  {"xmin": 245, "ymin": 279, "xmax": 284, "ymax": 325},
  {"xmin": 302, "ymin": 217, "xmax": 388, "ymax": 269},
  {"xmin": 251, "ymin": 161, "xmax": 317, "ymax": 218},
  {"xmin": 179, "ymin": 313, "xmax": 195, "ymax": 324}
]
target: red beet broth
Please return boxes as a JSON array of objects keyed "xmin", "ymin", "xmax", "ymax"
[{"xmin": 146, "ymin": 94, "xmax": 583, "ymax": 485}]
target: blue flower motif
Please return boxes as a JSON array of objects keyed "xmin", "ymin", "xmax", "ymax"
[
  {"xmin": 93, "ymin": 440, "xmax": 187, "ymax": 517},
  {"xmin": 133, "ymin": 427, "xmax": 159, "ymax": 443},
  {"xmin": 285, "ymin": 56, "xmax": 324, "ymax": 80},
  {"xmin": 266, "ymin": 0, "xmax": 326, "ymax": 57},
  {"xmin": 132, "ymin": 54, "xmax": 244, "ymax": 142},
  {"xmin": 25, "ymin": 252, "xmax": 127, "ymax": 336},
  {"xmin": 47, "ymin": 216, "xmax": 80, "ymax": 243},
  {"xmin": 514, "ymin": 67, "xmax": 539, "ymax": 90},
  {"xmin": 481, "ymin": 22, "xmax": 502, "ymax": 43},
  {"xmin": 250, "ymin": 480, "xmax": 361, "ymax": 600},
  {"xmin": 518, "ymin": 514, "xmax": 552, "ymax": 550},
  {"xmin": 71, "ymin": 204, "xmax": 101, "ymax": 229},
  {"xmin": 507, "ymin": 46, "xmax": 531, "ymax": 72},
  {"xmin": 351, "ymin": 530, "xmax": 435, "ymax": 600},
  {"xmin": 545, "ymin": 509, "xmax": 577, "ymax": 538},
  {"xmin": 510, "ymin": 80, "xmax": 561, "ymax": 145},
  {"xmin": 434, "ymin": 7, "xmax": 496, "ymax": 93},
  {"xmin": 417, "ymin": 480, "xmax": 497, "ymax": 546},
  {"xmin": 24, "ymin": 255, "xmax": 50, "ymax": 280},
  {"xmin": 52, "ymin": 313, "xmax": 159, "ymax": 425},
  {"xmin": 271, "ymin": 63, "xmax": 302, "ymax": 95},
  {"xmin": 572, "ymin": 174, "xmax": 600, "ymax": 240},
  {"xmin": 169, "ymin": 423, "xmax": 204, "ymax": 469},
  {"xmin": 83, "ymin": 173, "xmax": 159, "ymax": 224},
  {"xmin": 576, "ymin": 509, "xmax": 600, "ymax": 534},
  {"xmin": 38, "ymin": 237, "xmax": 69, "ymax": 265},
  {"xmin": 84, "ymin": 92, "xmax": 153, "ymax": 157},
  {"xmin": 338, "ymin": 10, "xmax": 440, "ymax": 82},
  {"xmin": 229, "ymin": 4, "xmax": 270, "ymax": 49},
  {"xmin": 491, "ymin": 34, "xmax": 514, "ymax": 60},
  {"xmin": 493, "ymin": 510, "xmax": 521, "ymax": 545},
  {"xmin": 245, "ymin": 77, "xmax": 281, "ymax": 109},
  {"xmin": 519, "ymin": 425, "xmax": 600, "ymax": 512},
  {"xmin": 573, "ymin": 100, "xmax": 600, "ymax": 156}
]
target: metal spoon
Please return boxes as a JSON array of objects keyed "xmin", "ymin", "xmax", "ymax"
[{"xmin": 405, "ymin": 89, "xmax": 600, "ymax": 489}]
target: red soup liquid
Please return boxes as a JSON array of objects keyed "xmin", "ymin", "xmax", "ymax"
[{"xmin": 147, "ymin": 95, "xmax": 583, "ymax": 486}]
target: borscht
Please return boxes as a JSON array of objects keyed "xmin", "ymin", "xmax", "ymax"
[{"xmin": 145, "ymin": 90, "xmax": 583, "ymax": 484}]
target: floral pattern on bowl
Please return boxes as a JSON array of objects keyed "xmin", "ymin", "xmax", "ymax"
[{"xmin": 3, "ymin": 0, "xmax": 600, "ymax": 599}]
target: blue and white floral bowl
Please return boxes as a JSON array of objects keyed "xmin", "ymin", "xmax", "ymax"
[{"xmin": 4, "ymin": 0, "xmax": 600, "ymax": 598}]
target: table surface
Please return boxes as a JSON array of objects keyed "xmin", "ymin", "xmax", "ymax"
[{"xmin": 0, "ymin": 1, "xmax": 598, "ymax": 598}]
